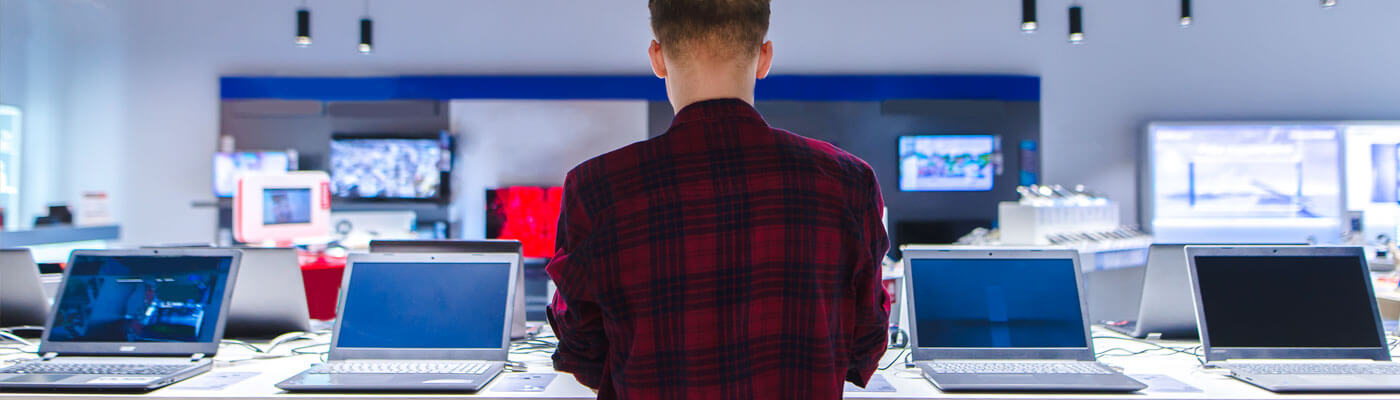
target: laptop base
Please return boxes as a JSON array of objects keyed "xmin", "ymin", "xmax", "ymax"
[
  {"xmin": 1232, "ymin": 373, "xmax": 1400, "ymax": 393},
  {"xmin": 277, "ymin": 363, "xmax": 504, "ymax": 393},
  {"xmin": 919, "ymin": 363, "xmax": 1147, "ymax": 393},
  {"xmin": 0, "ymin": 360, "xmax": 212, "ymax": 392}
]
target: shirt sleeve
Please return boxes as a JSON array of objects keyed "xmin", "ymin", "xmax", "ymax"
[
  {"xmin": 546, "ymin": 172, "xmax": 609, "ymax": 389},
  {"xmin": 846, "ymin": 167, "xmax": 892, "ymax": 387}
]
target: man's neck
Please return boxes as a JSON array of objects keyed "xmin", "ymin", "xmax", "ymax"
[{"xmin": 666, "ymin": 69, "xmax": 757, "ymax": 114}]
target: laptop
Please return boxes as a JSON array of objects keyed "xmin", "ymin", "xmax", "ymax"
[
  {"xmin": 0, "ymin": 249, "xmax": 240, "ymax": 391},
  {"xmin": 369, "ymin": 239, "xmax": 528, "ymax": 339},
  {"xmin": 144, "ymin": 246, "xmax": 311, "ymax": 338},
  {"xmin": 276, "ymin": 252, "xmax": 517, "ymax": 392},
  {"xmin": 224, "ymin": 248, "xmax": 311, "ymax": 338},
  {"xmin": 1187, "ymin": 246, "xmax": 1400, "ymax": 392},
  {"xmin": 903, "ymin": 249, "xmax": 1147, "ymax": 392},
  {"xmin": 1104, "ymin": 243, "xmax": 1308, "ymax": 339},
  {"xmin": 0, "ymin": 249, "xmax": 50, "ymax": 329}
]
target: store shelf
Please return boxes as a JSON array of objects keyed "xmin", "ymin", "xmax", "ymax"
[{"xmin": 0, "ymin": 225, "xmax": 120, "ymax": 248}]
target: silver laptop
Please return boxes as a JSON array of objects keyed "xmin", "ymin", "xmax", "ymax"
[
  {"xmin": 0, "ymin": 249, "xmax": 241, "ymax": 391},
  {"xmin": 145, "ymin": 246, "xmax": 312, "ymax": 338},
  {"xmin": 276, "ymin": 252, "xmax": 517, "ymax": 392},
  {"xmin": 904, "ymin": 249, "xmax": 1147, "ymax": 392},
  {"xmin": 224, "ymin": 248, "xmax": 311, "ymax": 338},
  {"xmin": 368, "ymin": 239, "xmax": 528, "ymax": 339},
  {"xmin": 1105, "ymin": 243, "xmax": 1307, "ymax": 339},
  {"xmin": 0, "ymin": 249, "xmax": 49, "ymax": 329},
  {"xmin": 1188, "ymin": 246, "xmax": 1400, "ymax": 392}
]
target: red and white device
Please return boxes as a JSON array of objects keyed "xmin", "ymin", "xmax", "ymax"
[{"xmin": 234, "ymin": 171, "xmax": 332, "ymax": 244}]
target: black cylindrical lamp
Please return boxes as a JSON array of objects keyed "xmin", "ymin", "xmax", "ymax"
[
  {"xmin": 358, "ymin": 18, "xmax": 373, "ymax": 54},
  {"xmin": 1021, "ymin": 0, "xmax": 1038, "ymax": 32},
  {"xmin": 1068, "ymin": 6, "xmax": 1084, "ymax": 43},
  {"xmin": 296, "ymin": 9, "xmax": 311, "ymax": 47}
]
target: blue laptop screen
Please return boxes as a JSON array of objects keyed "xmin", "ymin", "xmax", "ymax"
[
  {"xmin": 48, "ymin": 255, "xmax": 234, "ymax": 343},
  {"xmin": 337, "ymin": 262, "xmax": 511, "ymax": 349},
  {"xmin": 909, "ymin": 257, "xmax": 1088, "ymax": 348}
]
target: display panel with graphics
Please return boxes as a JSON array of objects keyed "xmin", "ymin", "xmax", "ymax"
[
  {"xmin": 48, "ymin": 255, "xmax": 234, "ymax": 343},
  {"xmin": 330, "ymin": 134, "xmax": 451, "ymax": 201},
  {"xmin": 262, "ymin": 188, "xmax": 312, "ymax": 225},
  {"xmin": 1147, "ymin": 124, "xmax": 1343, "ymax": 242},
  {"xmin": 899, "ymin": 135, "xmax": 997, "ymax": 192},
  {"xmin": 213, "ymin": 152, "xmax": 293, "ymax": 198}
]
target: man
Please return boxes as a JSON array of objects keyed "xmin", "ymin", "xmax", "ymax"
[{"xmin": 547, "ymin": 1, "xmax": 890, "ymax": 398}]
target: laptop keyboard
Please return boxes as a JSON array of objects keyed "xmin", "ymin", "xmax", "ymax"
[
  {"xmin": 309, "ymin": 362, "xmax": 493, "ymax": 375},
  {"xmin": 926, "ymin": 362, "xmax": 1113, "ymax": 375},
  {"xmin": 1228, "ymin": 363, "xmax": 1400, "ymax": 375},
  {"xmin": 0, "ymin": 363, "xmax": 191, "ymax": 376}
]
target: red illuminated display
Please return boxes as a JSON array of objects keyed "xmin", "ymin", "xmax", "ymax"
[{"xmin": 486, "ymin": 187, "xmax": 563, "ymax": 258}]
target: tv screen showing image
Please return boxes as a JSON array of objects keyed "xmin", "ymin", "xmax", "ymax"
[
  {"xmin": 486, "ymin": 187, "xmax": 562, "ymax": 258},
  {"xmin": 262, "ymin": 188, "xmax": 312, "ymax": 225},
  {"xmin": 330, "ymin": 135, "xmax": 451, "ymax": 201},
  {"xmin": 899, "ymin": 135, "xmax": 996, "ymax": 192},
  {"xmin": 212, "ymin": 152, "xmax": 293, "ymax": 197},
  {"xmin": 1149, "ymin": 125, "xmax": 1341, "ymax": 222}
]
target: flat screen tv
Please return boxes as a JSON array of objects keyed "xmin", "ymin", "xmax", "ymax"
[
  {"xmin": 898, "ymin": 135, "xmax": 997, "ymax": 192},
  {"xmin": 212, "ymin": 151, "xmax": 294, "ymax": 198},
  {"xmin": 486, "ymin": 187, "xmax": 562, "ymax": 258},
  {"xmin": 330, "ymin": 133, "xmax": 452, "ymax": 202}
]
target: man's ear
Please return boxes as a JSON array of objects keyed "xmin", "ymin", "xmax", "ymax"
[
  {"xmin": 755, "ymin": 40, "xmax": 774, "ymax": 79},
  {"xmin": 649, "ymin": 40, "xmax": 668, "ymax": 79}
]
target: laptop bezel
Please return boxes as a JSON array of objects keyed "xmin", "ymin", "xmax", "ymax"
[
  {"xmin": 904, "ymin": 248, "xmax": 1097, "ymax": 362},
  {"xmin": 328, "ymin": 252, "xmax": 518, "ymax": 361},
  {"xmin": 0, "ymin": 248, "xmax": 50, "ymax": 327},
  {"xmin": 1186, "ymin": 246, "xmax": 1391, "ymax": 362},
  {"xmin": 38, "ymin": 248, "xmax": 242, "ymax": 356}
]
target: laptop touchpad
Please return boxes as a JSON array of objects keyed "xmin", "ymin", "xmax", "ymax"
[{"xmin": 2, "ymin": 375, "xmax": 76, "ymax": 383}]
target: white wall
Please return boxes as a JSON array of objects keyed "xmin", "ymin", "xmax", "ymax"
[
  {"xmin": 0, "ymin": 0, "xmax": 125, "ymax": 229},
  {"xmin": 449, "ymin": 100, "xmax": 648, "ymax": 238},
  {"xmin": 9, "ymin": 0, "xmax": 1400, "ymax": 245}
]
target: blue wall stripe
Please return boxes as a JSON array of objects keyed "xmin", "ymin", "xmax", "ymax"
[{"xmin": 220, "ymin": 75, "xmax": 1039, "ymax": 102}]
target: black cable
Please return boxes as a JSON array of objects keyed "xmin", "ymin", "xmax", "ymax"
[{"xmin": 878, "ymin": 348, "xmax": 908, "ymax": 371}]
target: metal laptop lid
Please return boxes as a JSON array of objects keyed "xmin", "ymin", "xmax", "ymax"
[
  {"xmin": 1134, "ymin": 243, "xmax": 1307, "ymax": 336},
  {"xmin": 328, "ymin": 253, "xmax": 518, "ymax": 361},
  {"xmin": 38, "ymin": 249, "xmax": 241, "ymax": 356},
  {"xmin": 903, "ymin": 249, "xmax": 1096, "ymax": 362},
  {"xmin": 0, "ymin": 248, "xmax": 49, "ymax": 327},
  {"xmin": 1186, "ymin": 246, "xmax": 1390, "ymax": 362}
]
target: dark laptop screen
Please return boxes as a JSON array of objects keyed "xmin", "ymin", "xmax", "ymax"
[
  {"xmin": 909, "ymin": 257, "xmax": 1088, "ymax": 348},
  {"xmin": 1195, "ymin": 255, "xmax": 1382, "ymax": 348},
  {"xmin": 48, "ymin": 255, "xmax": 234, "ymax": 343},
  {"xmin": 337, "ymin": 262, "xmax": 511, "ymax": 349}
]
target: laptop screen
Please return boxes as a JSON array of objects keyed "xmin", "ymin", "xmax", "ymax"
[
  {"xmin": 337, "ymin": 262, "xmax": 511, "ymax": 349},
  {"xmin": 910, "ymin": 257, "xmax": 1088, "ymax": 348},
  {"xmin": 1195, "ymin": 255, "xmax": 1382, "ymax": 348},
  {"xmin": 47, "ymin": 254, "xmax": 234, "ymax": 343}
]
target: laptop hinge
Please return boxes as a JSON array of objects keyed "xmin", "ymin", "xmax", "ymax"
[
  {"xmin": 41, "ymin": 353, "xmax": 58, "ymax": 361},
  {"xmin": 189, "ymin": 353, "xmax": 206, "ymax": 363}
]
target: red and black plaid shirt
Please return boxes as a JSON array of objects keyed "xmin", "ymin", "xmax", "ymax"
[{"xmin": 547, "ymin": 98, "xmax": 890, "ymax": 399}]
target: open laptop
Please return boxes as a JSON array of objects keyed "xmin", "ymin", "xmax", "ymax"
[
  {"xmin": 276, "ymin": 252, "xmax": 517, "ymax": 392},
  {"xmin": 1, "ymin": 249, "xmax": 50, "ymax": 329},
  {"xmin": 904, "ymin": 249, "xmax": 1147, "ymax": 392},
  {"xmin": 1188, "ymin": 246, "xmax": 1400, "ymax": 392},
  {"xmin": 1104, "ymin": 243, "xmax": 1307, "ymax": 339},
  {"xmin": 369, "ymin": 239, "xmax": 528, "ymax": 339},
  {"xmin": 144, "ymin": 246, "xmax": 311, "ymax": 338},
  {"xmin": 0, "ymin": 249, "xmax": 240, "ymax": 391}
]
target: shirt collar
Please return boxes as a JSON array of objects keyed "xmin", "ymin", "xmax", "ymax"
[{"xmin": 669, "ymin": 98, "xmax": 768, "ymax": 129}]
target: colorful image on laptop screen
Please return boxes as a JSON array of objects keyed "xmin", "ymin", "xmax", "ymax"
[{"xmin": 47, "ymin": 255, "xmax": 234, "ymax": 343}]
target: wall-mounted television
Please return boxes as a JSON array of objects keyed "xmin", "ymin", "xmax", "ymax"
[
  {"xmin": 486, "ymin": 186, "xmax": 562, "ymax": 258},
  {"xmin": 898, "ymin": 135, "xmax": 997, "ymax": 192},
  {"xmin": 1146, "ymin": 123, "xmax": 1343, "ymax": 243},
  {"xmin": 213, "ymin": 151, "xmax": 295, "ymax": 198},
  {"xmin": 330, "ymin": 132, "xmax": 452, "ymax": 202}
]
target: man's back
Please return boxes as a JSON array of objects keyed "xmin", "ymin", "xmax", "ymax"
[{"xmin": 548, "ymin": 99, "xmax": 890, "ymax": 399}]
